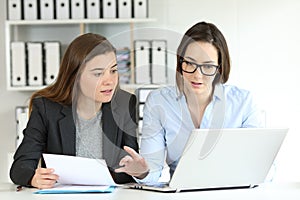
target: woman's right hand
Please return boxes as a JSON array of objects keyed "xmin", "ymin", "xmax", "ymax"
[{"xmin": 31, "ymin": 168, "xmax": 59, "ymax": 189}]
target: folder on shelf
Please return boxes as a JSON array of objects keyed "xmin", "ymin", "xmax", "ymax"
[
  {"xmin": 56, "ymin": 0, "xmax": 70, "ymax": 19},
  {"xmin": 27, "ymin": 42, "xmax": 43, "ymax": 86},
  {"xmin": 118, "ymin": 0, "xmax": 132, "ymax": 18},
  {"xmin": 133, "ymin": 0, "xmax": 148, "ymax": 18},
  {"xmin": 11, "ymin": 42, "xmax": 26, "ymax": 86},
  {"xmin": 71, "ymin": 0, "xmax": 85, "ymax": 19},
  {"xmin": 86, "ymin": 0, "xmax": 101, "ymax": 19},
  {"xmin": 44, "ymin": 41, "xmax": 60, "ymax": 85},
  {"xmin": 40, "ymin": 0, "xmax": 54, "ymax": 20},
  {"xmin": 138, "ymin": 104, "xmax": 144, "ymax": 118},
  {"xmin": 134, "ymin": 40, "xmax": 151, "ymax": 84},
  {"xmin": 151, "ymin": 40, "xmax": 167, "ymax": 84},
  {"xmin": 23, "ymin": 0, "xmax": 39, "ymax": 20},
  {"xmin": 15, "ymin": 106, "xmax": 29, "ymax": 149},
  {"xmin": 7, "ymin": 0, "xmax": 22, "ymax": 20},
  {"xmin": 103, "ymin": 0, "xmax": 117, "ymax": 18},
  {"xmin": 137, "ymin": 87, "xmax": 153, "ymax": 102}
]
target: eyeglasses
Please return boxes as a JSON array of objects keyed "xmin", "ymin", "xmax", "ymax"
[{"xmin": 180, "ymin": 59, "xmax": 219, "ymax": 76}]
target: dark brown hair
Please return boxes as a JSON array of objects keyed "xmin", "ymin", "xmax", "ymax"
[
  {"xmin": 176, "ymin": 21, "xmax": 231, "ymax": 93},
  {"xmin": 29, "ymin": 33, "xmax": 116, "ymax": 112}
]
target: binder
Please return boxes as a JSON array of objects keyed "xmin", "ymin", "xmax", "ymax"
[
  {"xmin": 103, "ymin": 0, "xmax": 117, "ymax": 18},
  {"xmin": 7, "ymin": 0, "xmax": 22, "ymax": 20},
  {"xmin": 27, "ymin": 42, "xmax": 43, "ymax": 86},
  {"xmin": 23, "ymin": 0, "xmax": 39, "ymax": 20},
  {"xmin": 133, "ymin": 0, "xmax": 148, "ymax": 18},
  {"xmin": 40, "ymin": 0, "xmax": 54, "ymax": 20},
  {"xmin": 151, "ymin": 40, "xmax": 167, "ymax": 84},
  {"xmin": 71, "ymin": 0, "xmax": 85, "ymax": 19},
  {"xmin": 139, "ymin": 104, "xmax": 144, "ymax": 118},
  {"xmin": 56, "ymin": 0, "xmax": 70, "ymax": 19},
  {"xmin": 118, "ymin": 0, "xmax": 132, "ymax": 18},
  {"xmin": 11, "ymin": 42, "xmax": 26, "ymax": 86},
  {"xmin": 44, "ymin": 42, "xmax": 60, "ymax": 85},
  {"xmin": 15, "ymin": 106, "xmax": 29, "ymax": 149},
  {"xmin": 137, "ymin": 87, "xmax": 153, "ymax": 102},
  {"xmin": 134, "ymin": 40, "xmax": 151, "ymax": 84},
  {"xmin": 86, "ymin": 0, "xmax": 101, "ymax": 19}
]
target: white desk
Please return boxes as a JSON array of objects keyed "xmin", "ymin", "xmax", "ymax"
[{"xmin": 1, "ymin": 182, "xmax": 300, "ymax": 200}]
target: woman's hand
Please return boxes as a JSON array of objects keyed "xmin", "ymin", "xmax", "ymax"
[
  {"xmin": 115, "ymin": 146, "xmax": 149, "ymax": 179},
  {"xmin": 31, "ymin": 168, "xmax": 59, "ymax": 189}
]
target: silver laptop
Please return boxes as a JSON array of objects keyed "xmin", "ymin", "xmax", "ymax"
[{"xmin": 130, "ymin": 128, "xmax": 288, "ymax": 192}]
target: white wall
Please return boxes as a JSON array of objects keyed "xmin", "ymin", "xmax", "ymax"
[{"xmin": 1, "ymin": 0, "xmax": 299, "ymax": 182}]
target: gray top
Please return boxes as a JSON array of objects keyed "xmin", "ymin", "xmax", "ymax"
[{"xmin": 76, "ymin": 111, "xmax": 103, "ymax": 159}]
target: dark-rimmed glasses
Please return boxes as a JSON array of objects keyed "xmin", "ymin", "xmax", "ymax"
[{"xmin": 181, "ymin": 59, "xmax": 219, "ymax": 76}]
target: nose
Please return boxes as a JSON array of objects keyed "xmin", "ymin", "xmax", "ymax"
[
  {"xmin": 100, "ymin": 70, "xmax": 114, "ymax": 85},
  {"xmin": 194, "ymin": 67, "xmax": 204, "ymax": 79}
]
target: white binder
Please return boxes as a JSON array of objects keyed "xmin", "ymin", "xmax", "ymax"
[
  {"xmin": 15, "ymin": 107, "xmax": 29, "ymax": 149},
  {"xmin": 139, "ymin": 104, "xmax": 144, "ymax": 118},
  {"xmin": 71, "ymin": 0, "xmax": 85, "ymax": 19},
  {"xmin": 44, "ymin": 42, "xmax": 60, "ymax": 85},
  {"xmin": 118, "ymin": 0, "xmax": 132, "ymax": 18},
  {"xmin": 27, "ymin": 42, "xmax": 43, "ymax": 86},
  {"xmin": 151, "ymin": 40, "xmax": 167, "ymax": 84},
  {"xmin": 23, "ymin": 0, "xmax": 38, "ymax": 20},
  {"xmin": 138, "ymin": 88, "xmax": 153, "ymax": 102},
  {"xmin": 133, "ymin": 0, "xmax": 148, "ymax": 18},
  {"xmin": 7, "ymin": 0, "xmax": 22, "ymax": 20},
  {"xmin": 40, "ymin": 0, "xmax": 54, "ymax": 20},
  {"xmin": 86, "ymin": 0, "xmax": 101, "ymax": 19},
  {"xmin": 11, "ymin": 42, "xmax": 26, "ymax": 86},
  {"xmin": 103, "ymin": 0, "xmax": 117, "ymax": 18},
  {"xmin": 134, "ymin": 40, "xmax": 151, "ymax": 84},
  {"xmin": 56, "ymin": 0, "xmax": 70, "ymax": 19}
]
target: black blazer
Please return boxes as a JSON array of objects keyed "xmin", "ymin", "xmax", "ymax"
[{"xmin": 10, "ymin": 89, "xmax": 138, "ymax": 186}]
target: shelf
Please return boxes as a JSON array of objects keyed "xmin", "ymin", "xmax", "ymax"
[
  {"xmin": 6, "ymin": 18, "xmax": 156, "ymax": 26},
  {"xmin": 5, "ymin": 18, "xmax": 157, "ymax": 92},
  {"xmin": 7, "ymin": 84, "xmax": 166, "ymax": 92}
]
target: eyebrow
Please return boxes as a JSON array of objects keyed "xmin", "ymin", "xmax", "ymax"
[
  {"xmin": 89, "ymin": 63, "xmax": 118, "ymax": 72},
  {"xmin": 185, "ymin": 56, "xmax": 215, "ymax": 64}
]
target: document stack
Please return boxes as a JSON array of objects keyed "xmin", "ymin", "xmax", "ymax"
[
  {"xmin": 7, "ymin": 0, "xmax": 149, "ymax": 20},
  {"xmin": 116, "ymin": 48, "xmax": 131, "ymax": 84},
  {"xmin": 134, "ymin": 39, "xmax": 168, "ymax": 84}
]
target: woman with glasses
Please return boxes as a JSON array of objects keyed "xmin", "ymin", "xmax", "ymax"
[
  {"xmin": 115, "ymin": 22, "xmax": 263, "ymax": 183},
  {"xmin": 10, "ymin": 33, "xmax": 138, "ymax": 189}
]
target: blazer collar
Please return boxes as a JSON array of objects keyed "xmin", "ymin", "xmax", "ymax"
[{"xmin": 59, "ymin": 105, "xmax": 76, "ymax": 155}]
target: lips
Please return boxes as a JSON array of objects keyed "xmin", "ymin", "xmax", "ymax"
[
  {"xmin": 100, "ymin": 89, "xmax": 113, "ymax": 94},
  {"xmin": 191, "ymin": 81, "xmax": 203, "ymax": 86}
]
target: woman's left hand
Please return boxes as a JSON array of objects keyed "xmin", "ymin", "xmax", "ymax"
[{"xmin": 115, "ymin": 146, "xmax": 149, "ymax": 179}]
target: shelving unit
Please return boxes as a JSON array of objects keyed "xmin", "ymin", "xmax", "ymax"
[{"xmin": 5, "ymin": 18, "xmax": 156, "ymax": 91}]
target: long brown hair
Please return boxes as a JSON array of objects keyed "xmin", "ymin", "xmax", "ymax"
[
  {"xmin": 29, "ymin": 33, "xmax": 116, "ymax": 112},
  {"xmin": 176, "ymin": 21, "xmax": 231, "ymax": 94}
]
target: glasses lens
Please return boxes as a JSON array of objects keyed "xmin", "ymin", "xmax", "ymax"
[
  {"xmin": 182, "ymin": 61, "xmax": 197, "ymax": 73},
  {"xmin": 201, "ymin": 65, "xmax": 217, "ymax": 75}
]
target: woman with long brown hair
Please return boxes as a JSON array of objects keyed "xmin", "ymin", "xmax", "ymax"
[{"xmin": 10, "ymin": 33, "xmax": 138, "ymax": 188}]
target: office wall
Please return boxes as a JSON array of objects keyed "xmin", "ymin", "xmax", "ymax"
[{"xmin": 0, "ymin": 0, "xmax": 299, "ymax": 182}]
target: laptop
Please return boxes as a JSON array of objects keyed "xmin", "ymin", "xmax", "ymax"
[{"xmin": 130, "ymin": 128, "xmax": 288, "ymax": 192}]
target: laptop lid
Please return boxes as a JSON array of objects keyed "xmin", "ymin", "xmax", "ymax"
[
  {"xmin": 169, "ymin": 128, "xmax": 288, "ymax": 191},
  {"xmin": 130, "ymin": 128, "xmax": 288, "ymax": 192}
]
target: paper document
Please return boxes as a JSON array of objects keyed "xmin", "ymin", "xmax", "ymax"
[
  {"xmin": 34, "ymin": 184, "xmax": 115, "ymax": 194},
  {"xmin": 43, "ymin": 154, "xmax": 116, "ymax": 186}
]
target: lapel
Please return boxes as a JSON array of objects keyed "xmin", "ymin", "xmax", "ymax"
[
  {"xmin": 102, "ymin": 93, "xmax": 124, "ymax": 168},
  {"xmin": 58, "ymin": 105, "xmax": 76, "ymax": 155}
]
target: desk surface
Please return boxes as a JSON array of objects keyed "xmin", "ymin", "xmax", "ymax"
[{"xmin": 1, "ymin": 182, "xmax": 300, "ymax": 200}]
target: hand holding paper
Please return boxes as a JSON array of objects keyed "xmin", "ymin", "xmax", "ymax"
[{"xmin": 43, "ymin": 154, "xmax": 116, "ymax": 186}]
